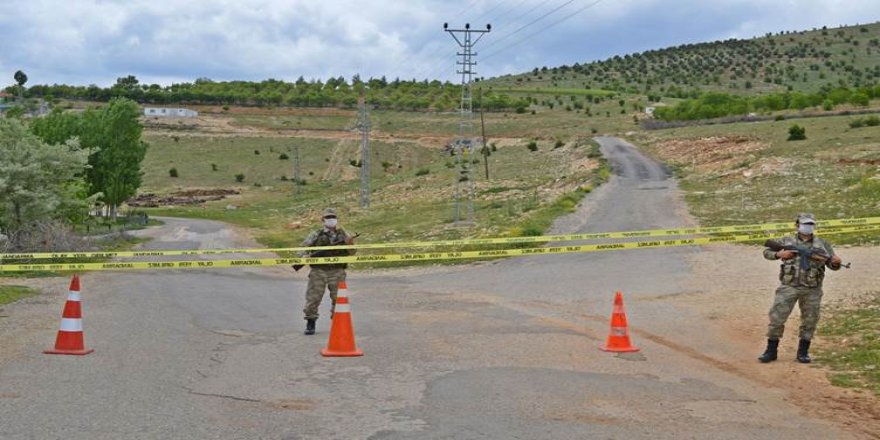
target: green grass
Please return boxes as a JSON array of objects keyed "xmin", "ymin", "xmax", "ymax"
[
  {"xmin": 817, "ymin": 293, "xmax": 880, "ymax": 395},
  {"xmin": 630, "ymin": 114, "xmax": 880, "ymax": 244},
  {"xmin": 0, "ymin": 285, "xmax": 39, "ymax": 305},
  {"xmin": 139, "ymin": 123, "xmax": 606, "ymax": 258},
  {"xmin": 490, "ymin": 87, "xmax": 617, "ymax": 97}
]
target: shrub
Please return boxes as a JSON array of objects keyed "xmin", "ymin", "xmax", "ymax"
[
  {"xmin": 526, "ymin": 141, "xmax": 538, "ymax": 152},
  {"xmin": 554, "ymin": 140, "xmax": 565, "ymax": 149},
  {"xmin": 235, "ymin": 173, "xmax": 245, "ymax": 182},
  {"xmin": 415, "ymin": 168, "xmax": 430, "ymax": 176},
  {"xmin": 774, "ymin": 115, "xmax": 785, "ymax": 121},
  {"xmin": 349, "ymin": 159, "xmax": 361, "ymax": 167},
  {"xmin": 222, "ymin": 105, "xmax": 230, "ymax": 112},
  {"xmin": 515, "ymin": 106, "xmax": 526, "ymax": 114},
  {"xmin": 866, "ymin": 115, "xmax": 880, "ymax": 127},
  {"xmin": 169, "ymin": 168, "xmax": 178, "ymax": 178},
  {"xmin": 211, "ymin": 163, "xmax": 218, "ymax": 171},
  {"xmin": 279, "ymin": 153, "xmax": 289, "ymax": 160},
  {"xmin": 787, "ymin": 124, "xmax": 806, "ymax": 141},
  {"xmin": 254, "ymin": 150, "xmax": 260, "ymax": 155},
  {"xmin": 849, "ymin": 119, "xmax": 866, "ymax": 128},
  {"xmin": 280, "ymin": 175, "xmax": 288, "ymax": 181}
]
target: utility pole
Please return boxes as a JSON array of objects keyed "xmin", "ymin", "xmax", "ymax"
[
  {"xmin": 444, "ymin": 22, "xmax": 490, "ymax": 225},
  {"xmin": 357, "ymin": 92, "xmax": 371, "ymax": 208},
  {"xmin": 292, "ymin": 144, "xmax": 301, "ymax": 197}
]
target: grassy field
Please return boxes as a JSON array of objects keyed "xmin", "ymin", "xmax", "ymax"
[
  {"xmin": 818, "ymin": 295, "xmax": 880, "ymax": 396},
  {"xmin": 142, "ymin": 119, "xmax": 608, "ymax": 250},
  {"xmin": 629, "ymin": 113, "xmax": 880, "ymax": 243},
  {"xmin": 0, "ymin": 285, "xmax": 39, "ymax": 306}
]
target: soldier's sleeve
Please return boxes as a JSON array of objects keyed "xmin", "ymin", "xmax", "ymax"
[
  {"xmin": 763, "ymin": 247, "xmax": 779, "ymax": 260},
  {"xmin": 822, "ymin": 239, "xmax": 841, "ymax": 270},
  {"xmin": 299, "ymin": 230, "xmax": 318, "ymax": 257},
  {"xmin": 344, "ymin": 230, "xmax": 357, "ymax": 256}
]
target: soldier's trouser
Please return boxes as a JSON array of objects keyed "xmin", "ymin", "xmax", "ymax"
[
  {"xmin": 303, "ymin": 268, "xmax": 346, "ymax": 320},
  {"xmin": 767, "ymin": 285, "xmax": 823, "ymax": 341}
]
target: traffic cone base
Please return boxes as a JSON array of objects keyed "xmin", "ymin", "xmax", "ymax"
[
  {"xmin": 599, "ymin": 291, "xmax": 639, "ymax": 353},
  {"xmin": 44, "ymin": 348, "xmax": 94, "ymax": 356},
  {"xmin": 45, "ymin": 275, "xmax": 93, "ymax": 356},
  {"xmin": 321, "ymin": 282, "xmax": 363, "ymax": 357}
]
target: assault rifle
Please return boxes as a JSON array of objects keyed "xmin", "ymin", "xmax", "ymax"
[
  {"xmin": 293, "ymin": 233, "xmax": 360, "ymax": 271},
  {"xmin": 764, "ymin": 239, "xmax": 850, "ymax": 269}
]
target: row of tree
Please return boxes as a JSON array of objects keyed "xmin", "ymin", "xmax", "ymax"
[
  {"xmin": 10, "ymin": 75, "xmax": 529, "ymax": 111},
  {"xmin": 0, "ymin": 98, "xmax": 146, "ymax": 247},
  {"xmin": 653, "ymin": 85, "xmax": 880, "ymax": 121}
]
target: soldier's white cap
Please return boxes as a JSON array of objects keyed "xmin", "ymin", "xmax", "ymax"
[{"xmin": 797, "ymin": 213, "xmax": 816, "ymax": 224}]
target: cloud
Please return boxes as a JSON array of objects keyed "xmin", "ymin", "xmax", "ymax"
[{"xmin": 0, "ymin": 0, "xmax": 878, "ymax": 87}]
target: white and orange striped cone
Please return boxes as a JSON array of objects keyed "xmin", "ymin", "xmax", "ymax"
[
  {"xmin": 44, "ymin": 275, "xmax": 94, "ymax": 356},
  {"xmin": 321, "ymin": 280, "xmax": 363, "ymax": 357},
  {"xmin": 600, "ymin": 291, "xmax": 639, "ymax": 353}
]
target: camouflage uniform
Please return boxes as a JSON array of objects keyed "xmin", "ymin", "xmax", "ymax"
[
  {"xmin": 301, "ymin": 226, "xmax": 356, "ymax": 321},
  {"xmin": 763, "ymin": 234, "xmax": 838, "ymax": 341}
]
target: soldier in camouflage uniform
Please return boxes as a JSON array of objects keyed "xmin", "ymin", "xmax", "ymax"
[
  {"xmin": 758, "ymin": 213, "xmax": 842, "ymax": 363},
  {"xmin": 300, "ymin": 208, "xmax": 356, "ymax": 335}
]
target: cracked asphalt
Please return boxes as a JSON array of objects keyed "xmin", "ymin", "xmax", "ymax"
[{"xmin": 0, "ymin": 137, "xmax": 856, "ymax": 439}]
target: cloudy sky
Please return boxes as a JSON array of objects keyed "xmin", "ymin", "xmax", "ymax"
[{"xmin": 1, "ymin": 0, "xmax": 878, "ymax": 87}]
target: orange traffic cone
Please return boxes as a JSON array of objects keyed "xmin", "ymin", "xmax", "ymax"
[
  {"xmin": 600, "ymin": 291, "xmax": 639, "ymax": 352},
  {"xmin": 321, "ymin": 280, "xmax": 363, "ymax": 357},
  {"xmin": 44, "ymin": 275, "xmax": 94, "ymax": 356}
]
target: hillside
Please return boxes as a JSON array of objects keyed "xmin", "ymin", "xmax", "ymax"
[{"xmin": 488, "ymin": 22, "xmax": 880, "ymax": 98}]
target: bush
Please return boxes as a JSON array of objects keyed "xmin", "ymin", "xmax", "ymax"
[
  {"xmin": 349, "ymin": 159, "xmax": 361, "ymax": 167},
  {"xmin": 279, "ymin": 153, "xmax": 289, "ymax": 160},
  {"xmin": 235, "ymin": 173, "xmax": 245, "ymax": 182},
  {"xmin": 849, "ymin": 119, "xmax": 866, "ymax": 128},
  {"xmin": 554, "ymin": 140, "xmax": 565, "ymax": 149},
  {"xmin": 254, "ymin": 150, "xmax": 260, "ymax": 155},
  {"xmin": 211, "ymin": 163, "xmax": 218, "ymax": 171},
  {"xmin": 787, "ymin": 124, "xmax": 806, "ymax": 141},
  {"xmin": 526, "ymin": 141, "xmax": 538, "ymax": 152},
  {"xmin": 866, "ymin": 115, "xmax": 880, "ymax": 127},
  {"xmin": 169, "ymin": 168, "xmax": 178, "ymax": 178},
  {"xmin": 515, "ymin": 106, "xmax": 526, "ymax": 114},
  {"xmin": 774, "ymin": 115, "xmax": 785, "ymax": 121},
  {"xmin": 415, "ymin": 168, "xmax": 430, "ymax": 176}
]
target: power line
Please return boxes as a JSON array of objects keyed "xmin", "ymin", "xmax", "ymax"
[
  {"xmin": 479, "ymin": 0, "xmax": 577, "ymax": 53},
  {"xmin": 482, "ymin": 0, "xmax": 604, "ymax": 62}
]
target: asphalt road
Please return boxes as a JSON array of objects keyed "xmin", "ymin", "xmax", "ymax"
[{"xmin": 0, "ymin": 137, "xmax": 854, "ymax": 439}]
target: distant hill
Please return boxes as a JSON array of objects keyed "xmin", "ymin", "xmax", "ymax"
[{"xmin": 488, "ymin": 22, "xmax": 880, "ymax": 98}]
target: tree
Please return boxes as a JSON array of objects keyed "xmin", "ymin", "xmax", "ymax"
[
  {"xmin": 13, "ymin": 70, "xmax": 27, "ymax": 99},
  {"xmin": 0, "ymin": 118, "xmax": 90, "ymax": 242},
  {"xmin": 787, "ymin": 124, "xmax": 806, "ymax": 141},
  {"xmin": 29, "ymin": 99, "xmax": 147, "ymax": 219},
  {"xmin": 80, "ymin": 98, "xmax": 147, "ymax": 219}
]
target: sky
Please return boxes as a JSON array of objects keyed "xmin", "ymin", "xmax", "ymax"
[{"xmin": 1, "ymin": 0, "xmax": 878, "ymax": 87}]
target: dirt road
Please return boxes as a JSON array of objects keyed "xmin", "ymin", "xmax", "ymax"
[{"xmin": 0, "ymin": 137, "xmax": 876, "ymax": 439}]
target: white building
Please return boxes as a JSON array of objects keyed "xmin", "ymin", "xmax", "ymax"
[{"xmin": 144, "ymin": 107, "xmax": 198, "ymax": 117}]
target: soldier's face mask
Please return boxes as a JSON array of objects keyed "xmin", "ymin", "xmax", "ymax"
[
  {"xmin": 323, "ymin": 217, "xmax": 338, "ymax": 228},
  {"xmin": 798, "ymin": 223, "xmax": 815, "ymax": 235}
]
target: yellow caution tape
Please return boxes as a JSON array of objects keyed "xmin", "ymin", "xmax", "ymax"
[
  {"xmin": 1, "ymin": 224, "xmax": 876, "ymax": 272},
  {"xmin": 4, "ymin": 216, "xmax": 880, "ymax": 261}
]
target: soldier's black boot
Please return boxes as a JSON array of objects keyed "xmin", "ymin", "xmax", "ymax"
[
  {"xmin": 304, "ymin": 319, "xmax": 316, "ymax": 335},
  {"xmin": 796, "ymin": 339, "xmax": 812, "ymax": 363},
  {"xmin": 758, "ymin": 338, "xmax": 779, "ymax": 363}
]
